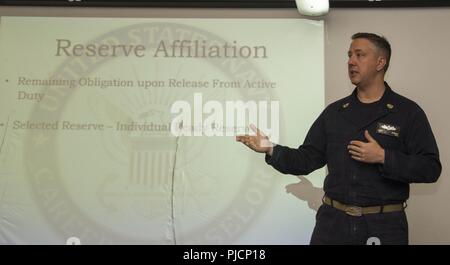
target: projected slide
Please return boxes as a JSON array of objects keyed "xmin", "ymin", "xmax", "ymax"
[{"xmin": 0, "ymin": 17, "xmax": 324, "ymax": 244}]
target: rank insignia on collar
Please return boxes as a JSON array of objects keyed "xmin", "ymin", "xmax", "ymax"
[
  {"xmin": 386, "ymin": 103, "xmax": 394, "ymax": 109},
  {"xmin": 342, "ymin": 103, "xmax": 349, "ymax": 109},
  {"xmin": 376, "ymin": 122, "xmax": 400, "ymax": 137}
]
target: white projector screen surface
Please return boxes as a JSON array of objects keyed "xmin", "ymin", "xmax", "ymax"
[{"xmin": 0, "ymin": 16, "xmax": 324, "ymax": 244}]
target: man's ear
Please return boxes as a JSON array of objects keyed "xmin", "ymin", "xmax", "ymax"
[{"xmin": 376, "ymin": 56, "xmax": 387, "ymax": 72}]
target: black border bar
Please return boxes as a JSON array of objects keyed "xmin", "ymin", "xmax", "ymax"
[{"xmin": 1, "ymin": 0, "xmax": 450, "ymax": 8}]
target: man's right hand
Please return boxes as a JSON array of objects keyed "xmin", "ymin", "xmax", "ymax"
[{"xmin": 235, "ymin": 124, "xmax": 274, "ymax": 156}]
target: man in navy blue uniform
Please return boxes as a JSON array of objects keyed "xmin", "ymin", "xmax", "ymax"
[{"xmin": 236, "ymin": 32, "xmax": 441, "ymax": 245}]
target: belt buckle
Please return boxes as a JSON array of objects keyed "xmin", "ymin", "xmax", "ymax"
[{"xmin": 345, "ymin": 206, "xmax": 363, "ymax": 217}]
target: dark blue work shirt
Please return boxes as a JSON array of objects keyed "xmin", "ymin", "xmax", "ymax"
[{"xmin": 266, "ymin": 82, "xmax": 441, "ymax": 206}]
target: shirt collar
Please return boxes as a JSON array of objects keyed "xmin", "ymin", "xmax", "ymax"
[{"xmin": 340, "ymin": 81, "xmax": 396, "ymax": 113}]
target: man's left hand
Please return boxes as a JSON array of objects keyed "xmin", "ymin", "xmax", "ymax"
[{"xmin": 348, "ymin": 130, "xmax": 385, "ymax": 164}]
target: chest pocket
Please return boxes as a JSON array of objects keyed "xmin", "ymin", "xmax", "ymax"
[{"xmin": 374, "ymin": 132, "xmax": 402, "ymax": 150}]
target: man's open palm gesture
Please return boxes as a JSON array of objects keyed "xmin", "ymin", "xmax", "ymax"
[{"xmin": 236, "ymin": 124, "xmax": 273, "ymax": 155}]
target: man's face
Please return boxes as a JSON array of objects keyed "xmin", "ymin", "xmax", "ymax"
[{"xmin": 347, "ymin": 38, "xmax": 384, "ymax": 86}]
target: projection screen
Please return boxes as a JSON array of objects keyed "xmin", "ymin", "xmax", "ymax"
[{"xmin": 0, "ymin": 16, "xmax": 324, "ymax": 244}]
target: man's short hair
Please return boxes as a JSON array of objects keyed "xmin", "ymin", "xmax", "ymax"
[{"xmin": 352, "ymin": 32, "xmax": 391, "ymax": 72}]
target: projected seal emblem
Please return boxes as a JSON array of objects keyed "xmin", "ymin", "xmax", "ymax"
[{"xmin": 24, "ymin": 20, "xmax": 282, "ymax": 244}]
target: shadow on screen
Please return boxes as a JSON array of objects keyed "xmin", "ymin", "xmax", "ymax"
[{"xmin": 285, "ymin": 175, "xmax": 324, "ymax": 212}]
